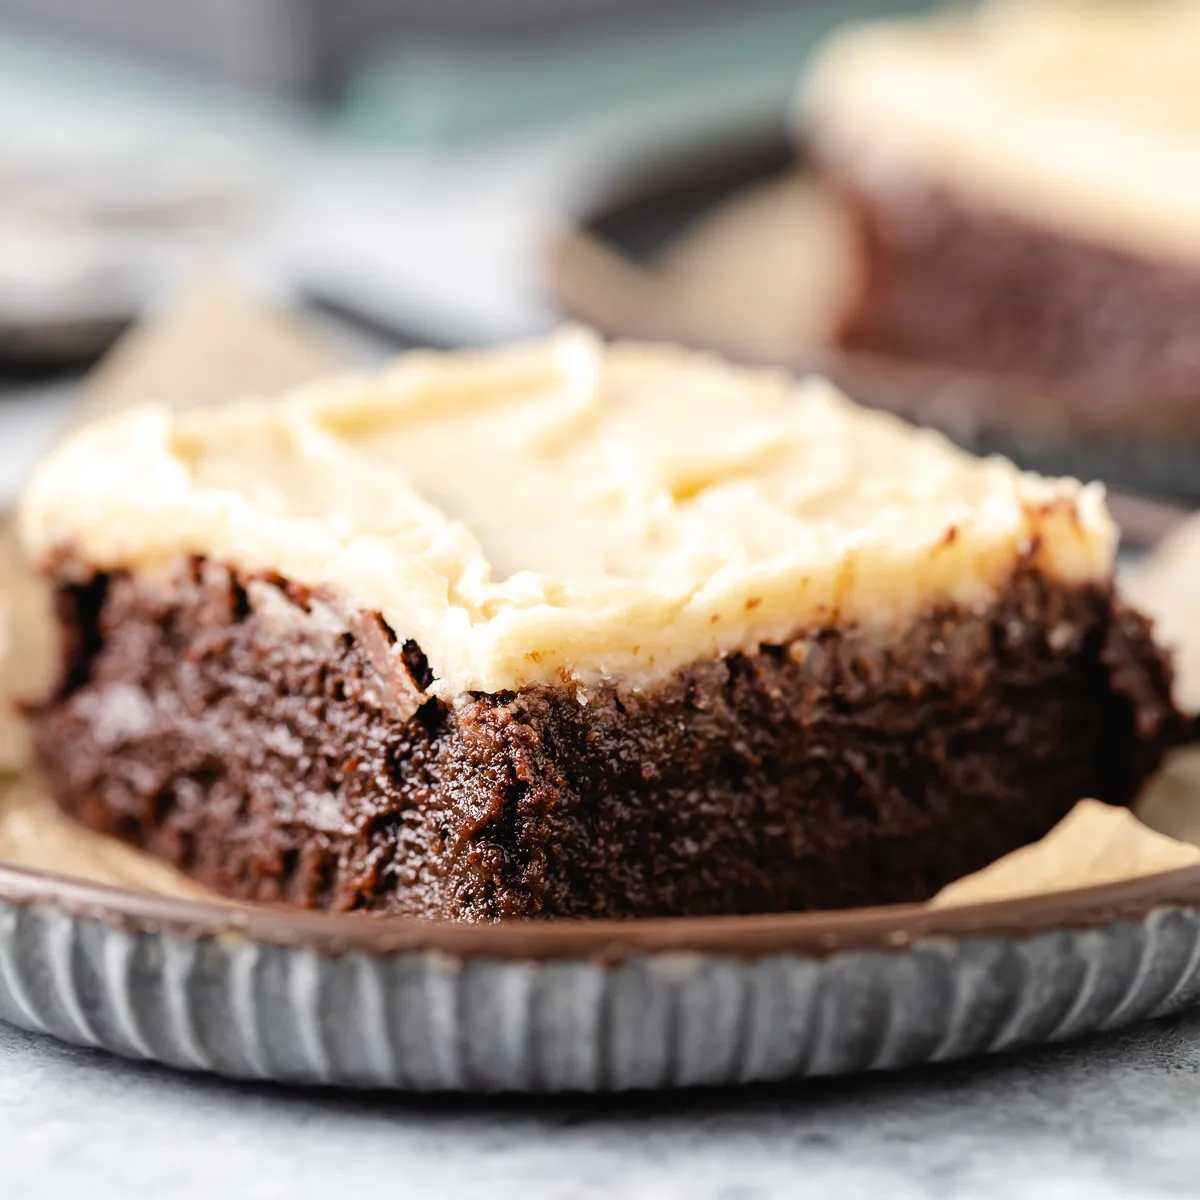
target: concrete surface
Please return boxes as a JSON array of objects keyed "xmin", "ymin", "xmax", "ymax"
[{"xmin": 4, "ymin": 1006, "xmax": 1200, "ymax": 1199}]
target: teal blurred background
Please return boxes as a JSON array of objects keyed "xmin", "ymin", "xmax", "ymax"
[
  {"xmin": 0, "ymin": 0, "xmax": 935, "ymax": 361},
  {"xmin": 0, "ymin": 2, "xmax": 934, "ymax": 137}
]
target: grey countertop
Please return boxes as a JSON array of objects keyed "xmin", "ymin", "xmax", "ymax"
[{"xmin": 4, "ymin": 1005, "xmax": 1200, "ymax": 1199}]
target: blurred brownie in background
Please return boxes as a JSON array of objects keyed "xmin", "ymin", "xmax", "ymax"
[{"xmin": 801, "ymin": 0, "xmax": 1200, "ymax": 497}]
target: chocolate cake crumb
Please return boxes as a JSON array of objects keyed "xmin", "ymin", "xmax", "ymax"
[{"xmin": 30, "ymin": 558, "xmax": 1180, "ymax": 920}]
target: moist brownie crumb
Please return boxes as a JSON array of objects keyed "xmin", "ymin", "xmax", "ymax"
[{"xmin": 30, "ymin": 557, "xmax": 1180, "ymax": 920}]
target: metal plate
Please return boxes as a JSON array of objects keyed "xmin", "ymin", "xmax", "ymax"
[{"xmin": 3, "ymin": 863, "xmax": 1200, "ymax": 1091}]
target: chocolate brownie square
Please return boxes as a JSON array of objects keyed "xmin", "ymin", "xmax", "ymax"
[{"xmin": 20, "ymin": 329, "xmax": 1180, "ymax": 917}]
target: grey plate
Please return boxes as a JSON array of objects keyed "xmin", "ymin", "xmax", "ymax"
[{"xmin": 3, "ymin": 864, "xmax": 1200, "ymax": 1091}]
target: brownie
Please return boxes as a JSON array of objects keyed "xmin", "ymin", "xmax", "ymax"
[
  {"xmin": 801, "ymin": 1, "xmax": 1200, "ymax": 495},
  {"xmin": 32, "ymin": 558, "xmax": 1177, "ymax": 918},
  {"xmin": 19, "ymin": 329, "xmax": 1182, "ymax": 918}
]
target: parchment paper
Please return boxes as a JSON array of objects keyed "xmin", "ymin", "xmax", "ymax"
[
  {"xmin": 548, "ymin": 172, "xmax": 855, "ymax": 364},
  {"xmin": 3, "ymin": 276, "xmax": 1200, "ymax": 911}
]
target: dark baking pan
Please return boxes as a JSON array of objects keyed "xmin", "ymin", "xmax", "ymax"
[{"xmin": 2, "ymin": 857, "xmax": 1200, "ymax": 1090}]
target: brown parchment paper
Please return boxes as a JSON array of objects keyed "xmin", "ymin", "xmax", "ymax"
[
  {"xmin": 549, "ymin": 172, "xmax": 857, "ymax": 365},
  {"xmin": 3, "ymin": 274, "xmax": 1200, "ymax": 911},
  {"xmin": 76, "ymin": 271, "xmax": 344, "ymax": 424}
]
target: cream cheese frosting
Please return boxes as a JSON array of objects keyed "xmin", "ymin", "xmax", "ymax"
[
  {"xmin": 802, "ymin": 0, "xmax": 1200, "ymax": 264},
  {"xmin": 20, "ymin": 328, "xmax": 1115, "ymax": 695}
]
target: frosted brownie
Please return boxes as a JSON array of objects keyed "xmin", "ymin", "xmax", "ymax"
[
  {"xmin": 801, "ymin": 0, "xmax": 1200, "ymax": 481},
  {"xmin": 20, "ymin": 329, "xmax": 1179, "ymax": 918}
]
